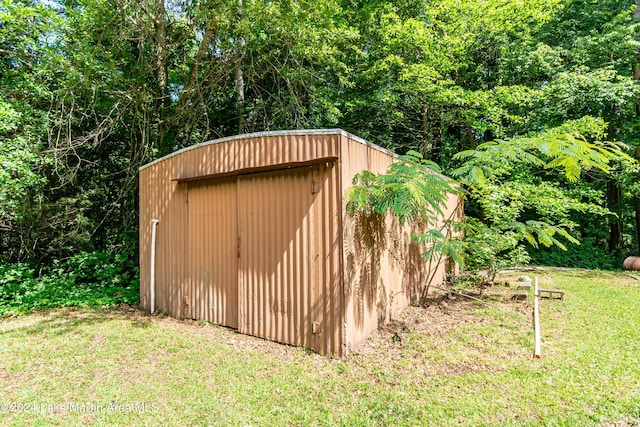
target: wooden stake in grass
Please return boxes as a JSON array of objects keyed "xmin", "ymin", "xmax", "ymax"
[{"xmin": 534, "ymin": 276, "xmax": 541, "ymax": 359}]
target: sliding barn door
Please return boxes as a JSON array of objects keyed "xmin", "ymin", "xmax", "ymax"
[
  {"xmin": 186, "ymin": 178, "xmax": 238, "ymax": 327},
  {"xmin": 237, "ymin": 167, "xmax": 318, "ymax": 347}
]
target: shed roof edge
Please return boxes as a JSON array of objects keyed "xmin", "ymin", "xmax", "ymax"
[{"xmin": 138, "ymin": 128, "xmax": 397, "ymax": 171}]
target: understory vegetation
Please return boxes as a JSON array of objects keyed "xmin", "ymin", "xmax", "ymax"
[
  {"xmin": 0, "ymin": 252, "xmax": 138, "ymax": 316},
  {"xmin": 1, "ymin": 271, "xmax": 639, "ymax": 426}
]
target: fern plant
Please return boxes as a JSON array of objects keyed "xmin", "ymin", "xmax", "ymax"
[
  {"xmin": 453, "ymin": 117, "xmax": 631, "ymax": 185},
  {"xmin": 452, "ymin": 116, "xmax": 633, "ymax": 273},
  {"xmin": 346, "ymin": 150, "xmax": 454, "ymax": 223}
]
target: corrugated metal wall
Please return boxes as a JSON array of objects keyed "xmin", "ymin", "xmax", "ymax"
[
  {"xmin": 139, "ymin": 130, "xmax": 459, "ymax": 356},
  {"xmin": 139, "ymin": 164, "xmax": 187, "ymax": 318},
  {"xmin": 311, "ymin": 163, "xmax": 343, "ymax": 355},
  {"xmin": 140, "ymin": 132, "xmax": 339, "ymax": 316},
  {"xmin": 339, "ymin": 134, "xmax": 460, "ymax": 354},
  {"xmin": 139, "ymin": 131, "xmax": 344, "ymax": 355},
  {"xmin": 186, "ymin": 178, "xmax": 238, "ymax": 327},
  {"xmin": 238, "ymin": 167, "xmax": 315, "ymax": 346},
  {"xmin": 169, "ymin": 131, "xmax": 339, "ymax": 180},
  {"xmin": 340, "ymin": 135, "xmax": 394, "ymax": 353},
  {"xmin": 235, "ymin": 164, "xmax": 342, "ymax": 355}
]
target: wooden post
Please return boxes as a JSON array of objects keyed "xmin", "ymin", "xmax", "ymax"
[{"xmin": 534, "ymin": 276, "xmax": 541, "ymax": 359}]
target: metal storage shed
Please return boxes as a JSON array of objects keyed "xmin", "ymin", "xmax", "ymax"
[{"xmin": 139, "ymin": 129, "xmax": 460, "ymax": 356}]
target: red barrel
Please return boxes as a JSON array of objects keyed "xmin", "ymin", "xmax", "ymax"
[{"xmin": 623, "ymin": 256, "xmax": 640, "ymax": 270}]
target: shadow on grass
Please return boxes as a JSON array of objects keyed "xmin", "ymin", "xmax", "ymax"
[{"xmin": 0, "ymin": 304, "xmax": 155, "ymax": 338}]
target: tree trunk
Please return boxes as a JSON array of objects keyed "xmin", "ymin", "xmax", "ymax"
[
  {"xmin": 154, "ymin": 0, "xmax": 170, "ymax": 154},
  {"xmin": 176, "ymin": 22, "xmax": 215, "ymax": 117},
  {"xmin": 235, "ymin": 0, "xmax": 245, "ymax": 134},
  {"xmin": 236, "ymin": 67, "xmax": 245, "ymax": 134},
  {"xmin": 422, "ymin": 106, "xmax": 442, "ymax": 163},
  {"xmin": 608, "ymin": 179, "xmax": 622, "ymax": 253},
  {"xmin": 634, "ymin": 0, "xmax": 640, "ymax": 251},
  {"xmin": 422, "ymin": 108, "xmax": 428, "ymax": 155}
]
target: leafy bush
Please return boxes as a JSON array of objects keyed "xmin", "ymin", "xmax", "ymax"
[
  {"xmin": 0, "ymin": 251, "xmax": 139, "ymax": 316},
  {"xmin": 528, "ymin": 237, "xmax": 620, "ymax": 270},
  {"xmin": 462, "ymin": 218, "xmax": 531, "ymax": 281},
  {"xmin": 0, "ymin": 263, "xmax": 39, "ymax": 303},
  {"xmin": 452, "ymin": 118, "xmax": 627, "ymax": 273}
]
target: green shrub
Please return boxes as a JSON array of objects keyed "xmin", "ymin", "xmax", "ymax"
[
  {"xmin": 528, "ymin": 237, "xmax": 620, "ymax": 270},
  {"xmin": 0, "ymin": 251, "xmax": 139, "ymax": 315},
  {"xmin": 0, "ymin": 263, "xmax": 39, "ymax": 303}
]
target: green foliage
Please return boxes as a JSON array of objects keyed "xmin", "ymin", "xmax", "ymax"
[
  {"xmin": 411, "ymin": 229, "xmax": 465, "ymax": 267},
  {"xmin": 449, "ymin": 114, "xmax": 632, "ymax": 271},
  {"xmin": 490, "ymin": 181, "xmax": 607, "ymax": 222},
  {"xmin": 0, "ymin": 102, "xmax": 48, "ymax": 217},
  {"xmin": 0, "ymin": 99, "xmax": 51, "ymax": 261},
  {"xmin": 0, "ymin": 251, "xmax": 139, "ymax": 316},
  {"xmin": 1, "ymin": 0, "xmax": 639, "ymax": 282},
  {"xmin": 462, "ymin": 218, "xmax": 531, "ymax": 279},
  {"xmin": 346, "ymin": 150, "xmax": 456, "ymax": 225},
  {"xmin": 529, "ymin": 237, "xmax": 620, "ymax": 270},
  {"xmin": 453, "ymin": 117, "xmax": 631, "ymax": 185},
  {"xmin": 460, "ymin": 179, "xmax": 612, "ymax": 272},
  {"xmin": 0, "ymin": 263, "xmax": 37, "ymax": 304}
]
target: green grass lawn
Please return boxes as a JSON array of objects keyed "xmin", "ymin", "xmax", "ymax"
[{"xmin": 1, "ymin": 270, "xmax": 639, "ymax": 426}]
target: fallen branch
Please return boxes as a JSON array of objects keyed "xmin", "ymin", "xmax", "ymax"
[{"xmin": 429, "ymin": 285, "xmax": 507, "ymax": 313}]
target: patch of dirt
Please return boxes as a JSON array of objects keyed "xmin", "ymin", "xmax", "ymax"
[{"xmin": 347, "ymin": 279, "xmax": 534, "ymax": 376}]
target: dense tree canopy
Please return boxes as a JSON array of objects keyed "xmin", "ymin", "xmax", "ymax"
[{"xmin": 1, "ymin": 0, "xmax": 639, "ymax": 273}]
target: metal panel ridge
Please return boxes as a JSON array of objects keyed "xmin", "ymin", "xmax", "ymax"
[
  {"xmin": 238, "ymin": 167, "xmax": 315, "ymax": 347},
  {"xmin": 186, "ymin": 179, "xmax": 238, "ymax": 327}
]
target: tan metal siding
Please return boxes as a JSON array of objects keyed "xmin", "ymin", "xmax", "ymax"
[
  {"xmin": 340, "ymin": 134, "xmax": 451, "ymax": 355},
  {"xmin": 235, "ymin": 134, "xmax": 339, "ymax": 171},
  {"xmin": 311, "ymin": 163, "xmax": 343, "ymax": 355},
  {"xmin": 235, "ymin": 164, "xmax": 342, "ymax": 355},
  {"xmin": 369, "ymin": 148, "xmax": 405, "ymax": 323},
  {"xmin": 178, "ymin": 138, "xmax": 238, "ymax": 178},
  {"xmin": 186, "ymin": 178, "xmax": 238, "ymax": 327},
  {"xmin": 139, "ymin": 129, "xmax": 459, "ymax": 357},
  {"xmin": 170, "ymin": 133, "xmax": 340, "ymax": 180},
  {"xmin": 238, "ymin": 167, "xmax": 314, "ymax": 347},
  {"xmin": 139, "ymin": 162, "xmax": 187, "ymax": 319},
  {"xmin": 238, "ymin": 168, "xmax": 313, "ymax": 345},
  {"xmin": 140, "ymin": 132, "xmax": 340, "ymax": 320},
  {"xmin": 340, "ymin": 135, "xmax": 393, "ymax": 353}
]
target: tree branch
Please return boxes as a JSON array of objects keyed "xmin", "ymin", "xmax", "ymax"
[{"xmin": 176, "ymin": 20, "xmax": 216, "ymax": 117}]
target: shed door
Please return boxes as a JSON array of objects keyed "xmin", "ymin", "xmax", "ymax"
[
  {"xmin": 237, "ymin": 166, "xmax": 318, "ymax": 347},
  {"xmin": 187, "ymin": 178, "xmax": 238, "ymax": 327}
]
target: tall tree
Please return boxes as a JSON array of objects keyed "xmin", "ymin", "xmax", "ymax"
[{"xmin": 634, "ymin": 0, "xmax": 640, "ymax": 251}]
